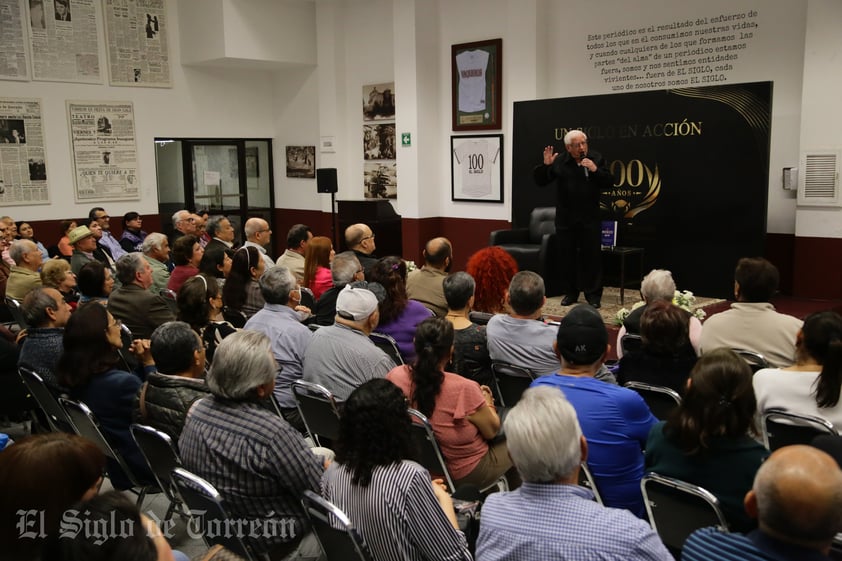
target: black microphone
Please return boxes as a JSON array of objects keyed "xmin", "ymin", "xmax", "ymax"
[{"xmin": 581, "ymin": 153, "xmax": 589, "ymax": 178}]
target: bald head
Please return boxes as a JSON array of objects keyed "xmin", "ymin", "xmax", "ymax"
[
  {"xmin": 423, "ymin": 237, "xmax": 452, "ymax": 270},
  {"xmin": 749, "ymin": 445, "xmax": 842, "ymax": 550},
  {"xmin": 345, "ymin": 223, "xmax": 375, "ymax": 254}
]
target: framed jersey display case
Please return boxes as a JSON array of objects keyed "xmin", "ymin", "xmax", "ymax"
[
  {"xmin": 451, "ymin": 38, "xmax": 502, "ymax": 131},
  {"xmin": 451, "ymin": 134, "xmax": 503, "ymax": 202}
]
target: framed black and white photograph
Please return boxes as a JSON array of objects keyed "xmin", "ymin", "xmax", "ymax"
[
  {"xmin": 452, "ymin": 38, "xmax": 502, "ymax": 131},
  {"xmin": 451, "ymin": 134, "xmax": 503, "ymax": 202},
  {"xmin": 364, "ymin": 162, "xmax": 397, "ymax": 199},
  {"xmin": 363, "ymin": 124, "xmax": 396, "ymax": 160},
  {"xmin": 362, "ymin": 82, "xmax": 395, "ymax": 121},
  {"xmin": 285, "ymin": 145, "xmax": 315, "ymax": 178}
]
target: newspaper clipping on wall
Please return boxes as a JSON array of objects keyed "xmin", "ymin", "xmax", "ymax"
[
  {"xmin": 0, "ymin": 0, "xmax": 31, "ymax": 81},
  {"xmin": 27, "ymin": 0, "xmax": 101, "ymax": 83},
  {"xmin": 0, "ymin": 98, "xmax": 49, "ymax": 206},
  {"xmin": 103, "ymin": 0, "xmax": 171, "ymax": 87},
  {"xmin": 67, "ymin": 100, "xmax": 139, "ymax": 202}
]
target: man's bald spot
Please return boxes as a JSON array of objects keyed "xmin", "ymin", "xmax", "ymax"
[
  {"xmin": 345, "ymin": 223, "xmax": 370, "ymax": 248},
  {"xmin": 424, "ymin": 237, "xmax": 452, "ymax": 267}
]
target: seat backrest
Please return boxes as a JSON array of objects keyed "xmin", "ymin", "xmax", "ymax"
[
  {"xmin": 528, "ymin": 207, "xmax": 556, "ymax": 243},
  {"xmin": 222, "ymin": 307, "xmax": 248, "ymax": 329},
  {"xmin": 292, "ymin": 380, "xmax": 341, "ymax": 446},
  {"xmin": 369, "ymin": 331, "xmax": 403, "ymax": 366},
  {"xmin": 171, "ymin": 467, "xmax": 256, "ymax": 561},
  {"xmin": 5, "ymin": 296, "xmax": 28, "ymax": 329},
  {"xmin": 641, "ymin": 473, "xmax": 728, "ymax": 552},
  {"xmin": 299, "ymin": 287, "xmax": 316, "ymax": 310},
  {"xmin": 577, "ymin": 462, "xmax": 604, "ymax": 505},
  {"xmin": 118, "ymin": 323, "xmax": 138, "ymax": 372},
  {"xmin": 620, "ymin": 333, "xmax": 643, "ymax": 355},
  {"xmin": 18, "ymin": 367, "xmax": 75, "ymax": 433},
  {"xmin": 301, "ymin": 490, "xmax": 373, "ymax": 561},
  {"xmin": 130, "ymin": 424, "xmax": 183, "ymax": 504},
  {"xmin": 623, "ymin": 381, "xmax": 682, "ymax": 420},
  {"xmin": 407, "ymin": 408, "xmax": 456, "ymax": 492},
  {"xmin": 731, "ymin": 348, "xmax": 770, "ymax": 373},
  {"xmin": 762, "ymin": 409, "xmax": 837, "ymax": 451},
  {"xmin": 160, "ymin": 289, "xmax": 178, "ymax": 314},
  {"xmin": 468, "ymin": 311, "xmax": 494, "ymax": 326},
  {"xmin": 491, "ymin": 362, "xmax": 534, "ymax": 408}
]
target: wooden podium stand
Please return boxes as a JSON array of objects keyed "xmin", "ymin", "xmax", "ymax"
[{"xmin": 337, "ymin": 200, "xmax": 402, "ymax": 258}]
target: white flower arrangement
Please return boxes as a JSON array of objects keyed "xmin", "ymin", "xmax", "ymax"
[
  {"xmin": 404, "ymin": 260, "xmax": 417, "ymax": 272},
  {"xmin": 613, "ymin": 289, "xmax": 706, "ymax": 326}
]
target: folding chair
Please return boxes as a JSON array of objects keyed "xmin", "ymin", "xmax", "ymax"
[
  {"xmin": 490, "ymin": 362, "xmax": 534, "ymax": 407},
  {"xmin": 118, "ymin": 323, "xmax": 138, "ymax": 372},
  {"xmin": 301, "ymin": 490, "xmax": 373, "ymax": 561},
  {"xmin": 292, "ymin": 380, "xmax": 341, "ymax": 446},
  {"xmin": 5, "ymin": 296, "xmax": 27, "ymax": 329},
  {"xmin": 731, "ymin": 348, "xmax": 770, "ymax": 373},
  {"xmin": 223, "ymin": 307, "xmax": 248, "ymax": 329},
  {"xmin": 299, "ymin": 287, "xmax": 316, "ymax": 310},
  {"xmin": 369, "ymin": 331, "xmax": 403, "ymax": 366},
  {"xmin": 762, "ymin": 408, "xmax": 837, "ymax": 451},
  {"xmin": 18, "ymin": 367, "xmax": 75, "ymax": 433},
  {"xmin": 577, "ymin": 461, "xmax": 603, "ymax": 505},
  {"xmin": 171, "ymin": 467, "xmax": 258, "ymax": 561},
  {"xmin": 60, "ymin": 397, "xmax": 160, "ymax": 507},
  {"xmin": 623, "ymin": 381, "xmax": 682, "ymax": 420},
  {"xmin": 620, "ymin": 333, "xmax": 643, "ymax": 355},
  {"xmin": 130, "ymin": 424, "xmax": 188, "ymax": 520},
  {"xmin": 468, "ymin": 311, "xmax": 494, "ymax": 326},
  {"xmin": 641, "ymin": 472, "xmax": 728, "ymax": 554}
]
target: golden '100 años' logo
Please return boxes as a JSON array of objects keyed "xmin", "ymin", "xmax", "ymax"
[{"xmin": 601, "ymin": 159, "xmax": 660, "ymax": 219}]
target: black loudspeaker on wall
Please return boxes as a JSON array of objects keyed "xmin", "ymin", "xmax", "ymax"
[{"xmin": 316, "ymin": 168, "xmax": 338, "ymax": 193}]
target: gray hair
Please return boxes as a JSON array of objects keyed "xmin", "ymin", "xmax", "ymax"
[
  {"xmin": 171, "ymin": 210, "xmax": 189, "ymax": 227},
  {"xmin": 640, "ymin": 269, "xmax": 676, "ymax": 302},
  {"xmin": 259, "ymin": 266, "xmax": 297, "ymax": 305},
  {"xmin": 508, "ymin": 271, "xmax": 545, "ymax": 315},
  {"xmin": 563, "ymin": 130, "xmax": 587, "ymax": 146},
  {"xmin": 150, "ymin": 321, "xmax": 202, "ymax": 375},
  {"xmin": 504, "ymin": 386, "xmax": 583, "ymax": 483},
  {"xmin": 207, "ymin": 331, "xmax": 276, "ymax": 400},
  {"xmin": 331, "ymin": 251, "xmax": 361, "ymax": 285},
  {"xmin": 115, "ymin": 253, "xmax": 146, "ymax": 285},
  {"xmin": 443, "ymin": 271, "xmax": 475, "ymax": 310},
  {"xmin": 142, "ymin": 232, "xmax": 167, "ymax": 254},
  {"xmin": 22, "ymin": 287, "xmax": 60, "ymax": 327},
  {"xmin": 9, "ymin": 239, "xmax": 36, "ymax": 265},
  {"xmin": 205, "ymin": 215, "xmax": 227, "ymax": 237}
]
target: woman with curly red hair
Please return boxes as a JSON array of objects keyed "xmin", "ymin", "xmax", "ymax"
[{"xmin": 465, "ymin": 246, "xmax": 519, "ymax": 314}]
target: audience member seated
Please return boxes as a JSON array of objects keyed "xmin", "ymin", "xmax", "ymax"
[
  {"xmin": 302, "ymin": 285, "xmax": 395, "ymax": 401},
  {"xmin": 0, "ymin": 433, "xmax": 106, "ymax": 561},
  {"xmin": 322, "ymin": 378, "xmax": 472, "ymax": 561},
  {"xmin": 645, "ymin": 348, "xmax": 768, "ymax": 532},
  {"xmin": 753, "ymin": 310, "xmax": 842, "ymax": 427},
  {"xmin": 119, "ymin": 211, "xmax": 147, "ymax": 253},
  {"xmin": 1, "ymin": 215, "xmax": 15, "ymax": 266},
  {"xmin": 477, "ymin": 386, "xmax": 672, "ymax": 561},
  {"xmin": 617, "ymin": 300, "xmax": 698, "ymax": 393},
  {"xmin": 179, "ymin": 331, "xmax": 324, "ymax": 560},
  {"xmin": 244, "ymin": 266, "xmax": 312, "ymax": 432},
  {"xmin": 90, "ymin": 206, "xmax": 127, "ymax": 261},
  {"xmin": 204, "ymin": 215, "xmax": 236, "ymax": 254},
  {"xmin": 700, "ymin": 257, "xmax": 802, "ymax": 367},
  {"xmin": 303, "ymin": 235, "xmax": 334, "ymax": 301},
  {"xmin": 617, "ymin": 268, "xmax": 701, "ymax": 358},
  {"xmin": 276, "ymin": 223, "xmax": 312, "ymax": 283},
  {"xmin": 134, "ymin": 321, "xmax": 210, "ymax": 443},
  {"xmin": 406, "ymin": 237, "xmax": 452, "ymax": 317},
  {"xmin": 77, "ymin": 260, "xmax": 114, "ymax": 305},
  {"xmin": 368, "ymin": 256, "xmax": 433, "ymax": 363},
  {"xmin": 222, "ymin": 245, "xmax": 266, "ymax": 319},
  {"xmin": 443, "ymin": 271, "xmax": 493, "ymax": 388},
  {"xmin": 142, "ymin": 232, "xmax": 171, "ymax": 294},
  {"xmin": 487, "ymin": 271, "xmax": 561, "ymax": 377},
  {"xmin": 313, "ymin": 251, "xmax": 364, "ymax": 326},
  {"xmin": 169, "ymin": 209, "xmax": 197, "ymax": 247},
  {"xmin": 18, "ymin": 287, "xmax": 72, "ymax": 393},
  {"xmin": 531, "ymin": 304, "xmax": 657, "ymax": 516},
  {"xmin": 344, "ymin": 222, "xmax": 378, "ymax": 274},
  {"xmin": 465, "ymin": 246, "xmax": 518, "ymax": 314},
  {"xmin": 109, "ymin": 253, "xmax": 175, "ymax": 339},
  {"xmin": 243, "ymin": 217, "xmax": 275, "ymax": 270},
  {"xmin": 16, "ymin": 220, "xmax": 49, "ymax": 261},
  {"xmin": 55, "ymin": 219, "xmax": 76, "ymax": 258},
  {"xmin": 167, "ymin": 234, "xmax": 203, "ymax": 293},
  {"xmin": 0, "ymin": 222, "xmax": 10, "ymax": 298},
  {"xmin": 177, "ymin": 274, "xmax": 236, "ymax": 364},
  {"xmin": 41, "ymin": 258, "xmax": 79, "ymax": 309},
  {"xmin": 86, "ymin": 218, "xmax": 118, "ymax": 273},
  {"xmin": 683, "ymin": 445, "xmax": 842, "ymax": 561},
  {"xmin": 387, "ymin": 317, "xmax": 516, "ymax": 489},
  {"xmin": 57, "ymin": 303, "xmax": 156, "ymax": 488},
  {"xmin": 68, "ymin": 225, "xmax": 99, "ymax": 276},
  {"xmin": 6, "ymin": 239, "xmax": 43, "ymax": 300},
  {"xmin": 199, "ymin": 245, "xmax": 233, "ymax": 287}
]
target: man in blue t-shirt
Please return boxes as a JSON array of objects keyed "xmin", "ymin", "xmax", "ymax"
[{"xmin": 531, "ymin": 304, "xmax": 656, "ymax": 516}]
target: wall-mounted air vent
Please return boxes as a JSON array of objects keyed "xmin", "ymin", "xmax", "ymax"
[{"xmin": 798, "ymin": 150, "xmax": 840, "ymax": 206}]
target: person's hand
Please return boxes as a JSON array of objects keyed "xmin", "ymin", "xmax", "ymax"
[
  {"xmin": 130, "ymin": 338, "xmax": 154, "ymax": 366},
  {"xmin": 480, "ymin": 384, "xmax": 494, "ymax": 407},
  {"xmin": 431, "ymin": 479, "xmax": 460, "ymax": 529},
  {"xmin": 542, "ymin": 145, "xmax": 558, "ymax": 165},
  {"xmin": 294, "ymin": 305, "xmax": 311, "ymax": 315},
  {"xmin": 580, "ymin": 157, "xmax": 597, "ymax": 173}
]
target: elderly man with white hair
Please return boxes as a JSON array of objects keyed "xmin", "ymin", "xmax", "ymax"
[
  {"xmin": 141, "ymin": 232, "xmax": 170, "ymax": 294},
  {"xmin": 6, "ymin": 239, "xmax": 43, "ymax": 300},
  {"xmin": 477, "ymin": 386, "xmax": 671, "ymax": 561},
  {"xmin": 616, "ymin": 268, "xmax": 702, "ymax": 358}
]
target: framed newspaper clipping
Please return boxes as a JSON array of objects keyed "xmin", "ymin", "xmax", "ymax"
[
  {"xmin": 451, "ymin": 38, "xmax": 502, "ymax": 131},
  {"xmin": 451, "ymin": 134, "xmax": 503, "ymax": 203}
]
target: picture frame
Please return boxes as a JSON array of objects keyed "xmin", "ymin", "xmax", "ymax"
[
  {"xmin": 451, "ymin": 38, "xmax": 502, "ymax": 131},
  {"xmin": 451, "ymin": 134, "xmax": 503, "ymax": 203}
]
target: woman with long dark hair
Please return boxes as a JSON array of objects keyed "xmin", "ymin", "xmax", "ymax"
[
  {"xmin": 322, "ymin": 378, "xmax": 471, "ymax": 561},
  {"xmin": 645, "ymin": 348, "xmax": 767, "ymax": 531},
  {"xmin": 754, "ymin": 310, "xmax": 842, "ymax": 426},
  {"xmin": 177, "ymin": 274, "xmax": 236, "ymax": 363},
  {"xmin": 198, "ymin": 245, "xmax": 233, "ymax": 285},
  {"xmin": 222, "ymin": 245, "xmax": 265, "ymax": 320},
  {"xmin": 302, "ymin": 235, "xmax": 334, "ymax": 300},
  {"xmin": 387, "ymin": 317, "xmax": 515, "ymax": 489},
  {"xmin": 368, "ymin": 256, "xmax": 432, "ymax": 363}
]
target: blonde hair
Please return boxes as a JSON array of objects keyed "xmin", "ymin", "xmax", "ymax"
[{"xmin": 40, "ymin": 259, "xmax": 71, "ymax": 288}]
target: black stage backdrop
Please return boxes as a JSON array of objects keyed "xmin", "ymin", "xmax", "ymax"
[{"xmin": 512, "ymin": 82, "xmax": 771, "ymax": 299}]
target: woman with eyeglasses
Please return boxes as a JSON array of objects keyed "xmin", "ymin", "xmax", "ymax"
[
  {"xmin": 222, "ymin": 245, "xmax": 266, "ymax": 322},
  {"xmin": 56, "ymin": 302, "xmax": 157, "ymax": 490},
  {"xmin": 177, "ymin": 273, "xmax": 236, "ymax": 364},
  {"xmin": 119, "ymin": 211, "xmax": 147, "ymax": 253},
  {"xmin": 41, "ymin": 258, "xmax": 79, "ymax": 309},
  {"xmin": 167, "ymin": 234, "xmax": 204, "ymax": 293}
]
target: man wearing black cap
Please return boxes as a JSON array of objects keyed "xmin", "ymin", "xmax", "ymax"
[{"xmin": 531, "ymin": 304, "xmax": 657, "ymax": 518}]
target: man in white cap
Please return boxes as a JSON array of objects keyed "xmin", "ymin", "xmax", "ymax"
[
  {"xmin": 301, "ymin": 285, "xmax": 395, "ymax": 400},
  {"xmin": 69, "ymin": 225, "xmax": 99, "ymax": 275}
]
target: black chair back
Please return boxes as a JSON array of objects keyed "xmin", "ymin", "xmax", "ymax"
[
  {"xmin": 18, "ymin": 367, "xmax": 74, "ymax": 433},
  {"xmin": 407, "ymin": 408, "xmax": 456, "ymax": 492},
  {"xmin": 222, "ymin": 307, "xmax": 248, "ymax": 328},
  {"xmin": 118, "ymin": 323, "xmax": 138, "ymax": 372},
  {"xmin": 491, "ymin": 362, "xmax": 534, "ymax": 407},
  {"xmin": 299, "ymin": 287, "xmax": 316, "ymax": 310},
  {"xmin": 130, "ymin": 423, "xmax": 187, "ymax": 520},
  {"xmin": 762, "ymin": 409, "xmax": 837, "ymax": 451},
  {"xmin": 641, "ymin": 472, "xmax": 728, "ymax": 553},
  {"xmin": 620, "ymin": 333, "xmax": 643, "ymax": 355},
  {"xmin": 732, "ymin": 348, "xmax": 770, "ymax": 373},
  {"xmin": 468, "ymin": 311, "xmax": 494, "ymax": 326},
  {"xmin": 5, "ymin": 296, "xmax": 27, "ymax": 329},
  {"xmin": 292, "ymin": 380, "xmax": 341, "ymax": 446},
  {"xmin": 577, "ymin": 462, "xmax": 603, "ymax": 505},
  {"xmin": 369, "ymin": 331, "xmax": 403, "ymax": 366},
  {"xmin": 623, "ymin": 381, "xmax": 681, "ymax": 420},
  {"xmin": 160, "ymin": 289, "xmax": 179, "ymax": 315},
  {"xmin": 301, "ymin": 490, "xmax": 374, "ymax": 561}
]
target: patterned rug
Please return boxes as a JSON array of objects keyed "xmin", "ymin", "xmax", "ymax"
[{"xmin": 542, "ymin": 287, "xmax": 725, "ymax": 325}]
